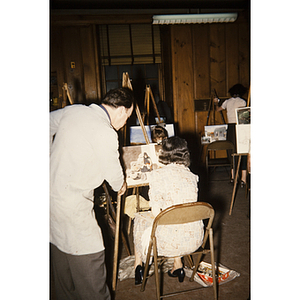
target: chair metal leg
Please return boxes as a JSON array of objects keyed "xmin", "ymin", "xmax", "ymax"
[
  {"xmin": 189, "ymin": 251, "xmax": 204, "ymax": 281},
  {"xmin": 141, "ymin": 240, "xmax": 153, "ymax": 292},
  {"xmin": 209, "ymin": 228, "xmax": 217, "ymax": 300},
  {"xmin": 186, "ymin": 255, "xmax": 194, "ymax": 269},
  {"xmin": 153, "ymin": 238, "xmax": 161, "ymax": 300}
]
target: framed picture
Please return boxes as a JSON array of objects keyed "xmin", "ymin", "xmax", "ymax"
[
  {"xmin": 236, "ymin": 107, "xmax": 250, "ymax": 125},
  {"xmin": 121, "ymin": 143, "xmax": 162, "ymax": 187},
  {"xmin": 130, "ymin": 124, "xmax": 175, "ymax": 144}
]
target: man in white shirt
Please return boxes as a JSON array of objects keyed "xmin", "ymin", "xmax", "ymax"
[{"xmin": 50, "ymin": 88, "xmax": 134, "ymax": 300}]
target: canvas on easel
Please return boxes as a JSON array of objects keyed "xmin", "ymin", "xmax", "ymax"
[
  {"xmin": 121, "ymin": 73, "xmax": 169, "ymax": 186},
  {"xmin": 236, "ymin": 124, "xmax": 250, "ymax": 154},
  {"xmin": 112, "ymin": 72, "xmax": 152, "ymax": 291},
  {"xmin": 122, "ymin": 72, "xmax": 150, "ymax": 144},
  {"xmin": 203, "ymin": 124, "xmax": 228, "ymax": 144},
  {"xmin": 121, "ymin": 143, "xmax": 162, "ymax": 188},
  {"xmin": 141, "ymin": 84, "xmax": 163, "ymax": 125}
]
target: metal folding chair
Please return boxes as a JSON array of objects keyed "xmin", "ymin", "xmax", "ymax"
[
  {"xmin": 141, "ymin": 202, "xmax": 217, "ymax": 300},
  {"xmin": 206, "ymin": 140, "xmax": 235, "ymax": 179}
]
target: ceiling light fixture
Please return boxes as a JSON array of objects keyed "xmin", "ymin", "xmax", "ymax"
[{"xmin": 152, "ymin": 13, "xmax": 238, "ymax": 25}]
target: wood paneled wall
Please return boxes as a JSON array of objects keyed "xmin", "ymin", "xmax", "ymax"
[
  {"xmin": 51, "ymin": 25, "xmax": 101, "ymax": 108},
  {"xmin": 50, "ymin": 12, "xmax": 249, "ymax": 164},
  {"xmin": 168, "ymin": 11, "xmax": 250, "ymax": 140}
]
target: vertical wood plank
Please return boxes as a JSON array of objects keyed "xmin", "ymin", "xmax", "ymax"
[
  {"xmin": 193, "ymin": 24, "xmax": 211, "ymax": 150},
  {"xmin": 160, "ymin": 26, "xmax": 173, "ymax": 105},
  {"xmin": 62, "ymin": 26, "xmax": 84, "ymax": 104},
  {"xmin": 238, "ymin": 19, "xmax": 250, "ymax": 92},
  {"xmin": 171, "ymin": 25, "xmax": 195, "ymax": 135},
  {"xmin": 80, "ymin": 26, "xmax": 99, "ymax": 104},
  {"xmin": 209, "ymin": 24, "xmax": 226, "ymax": 97},
  {"xmin": 193, "ymin": 24, "xmax": 210, "ymax": 99},
  {"xmin": 170, "ymin": 26, "xmax": 179, "ymax": 125},
  {"xmin": 225, "ymin": 22, "xmax": 239, "ymax": 95},
  {"xmin": 92, "ymin": 24, "xmax": 102, "ymax": 101},
  {"xmin": 50, "ymin": 26, "xmax": 65, "ymax": 107}
]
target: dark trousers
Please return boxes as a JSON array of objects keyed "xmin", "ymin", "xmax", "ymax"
[{"xmin": 50, "ymin": 243, "xmax": 111, "ymax": 300}]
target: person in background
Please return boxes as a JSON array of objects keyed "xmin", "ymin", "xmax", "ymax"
[
  {"xmin": 50, "ymin": 88, "xmax": 134, "ymax": 300},
  {"xmin": 133, "ymin": 137, "xmax": 204, "ymax": 285},
  {"xmin": 150, "ymin": 125, "xmax": 168, "ymax": 144},
  {"xmin": 214, "ymin": 83, "xmax": 248, "ymax": 187}
]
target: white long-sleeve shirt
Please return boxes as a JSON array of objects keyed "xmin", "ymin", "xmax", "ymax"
[{"xmin": 50, "ymin": 104, "xmax": 124, "ymax": 255}]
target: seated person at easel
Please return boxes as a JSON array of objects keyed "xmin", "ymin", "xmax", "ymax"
[
  {"xmin": 150, "ymin": 125, "xmax": 168, "ymax": 144},
  {"xmin": 131, "ymin": 125, "xmax": 168, "ymax": 202},
  {"xmin": 133, "ymin": 136, "xmax": 204, "ymax": 285},
  {"xmin": 213, "ymin": 83, "xmax": 248, "ymax": 187}
]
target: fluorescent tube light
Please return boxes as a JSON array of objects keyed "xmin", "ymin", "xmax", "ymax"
[{"xmin": 152, "ymin": 13, "xmax": 238, "ymax": 25}]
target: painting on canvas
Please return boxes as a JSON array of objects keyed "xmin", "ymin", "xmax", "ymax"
[
  {"xmin": 204, "ymin": 124, "xmax": 228, "ymax": 143},
  {"xmin": 121, "ymin": 143, "xmax": 162, "ymax": 187},
  {"xmin": 130, "ymin": 124, "xmax": 175, "ymax": 144}
]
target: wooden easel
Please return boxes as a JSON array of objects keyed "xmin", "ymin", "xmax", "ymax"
[
  {"xmin": 247, "ymin": 86, "xmax": 251, "ymax": 107},
  {"xmin": 229, "ymin": 85, "xmax": 251, "ymax": 215},
  {"xmin": 206, "ymin": 89, "xmax": 226, "ymax": 126},
  {"xmin": 122, "ymin": 72, "xmax": 150, "ymax": 144},
  {"xmin": 62, "ymin": 83, "xmax": 74, "ymax": 106},
  {"xmin": 142, "ymin": 84, "xmax": 163, "ymax": 125},
  {"xmin": 229, "ymin": 153, "xmax": 244, "ymax": 215},
  {"xmin": 112, "ymin": 73, "xmax": 152, "ymax": 291}
]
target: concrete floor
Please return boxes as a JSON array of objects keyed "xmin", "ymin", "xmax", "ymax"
[
  {"xmin": 103, "ymin": 166, "xmax": 250, "ymax": 300},
  {"xmin": 51, "ymin": 166, "xmax": 250, "ymax": 300}
]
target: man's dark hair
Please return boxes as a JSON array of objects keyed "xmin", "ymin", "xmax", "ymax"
[
  {"xmin": 228, "ymin": 84, "xmax": 247, "ymax": 98},
  {"xmin": 101, "ymin": 87, "xmax": 135, "ymax": 109},
  {"xmin": 158, "ymin": 136, "xmax": 191, "ymax": 167}
]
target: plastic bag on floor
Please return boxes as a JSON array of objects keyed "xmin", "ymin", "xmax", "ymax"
[{"xmin": 185, "ymin": 261, "xmax": 240, "ymax": 287}]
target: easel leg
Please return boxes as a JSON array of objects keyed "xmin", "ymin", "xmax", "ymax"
[
  {"xmin": 229, "ymin": 155, "xmax": 241, "ymax": 215},
  {"xmin": 103, "ymin": 184, "xmax": 131, "ymax": 256},
  {"xmin": 209, "ymin": 228, "xmax": 217, "ymax": 300},
  {"xmin": 112, "ymin": 194, "xmax": 121, "ymax": 291},
  {"xmin": 206, "ymin": 98, "xmax": 212, "ymax": 126}
]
